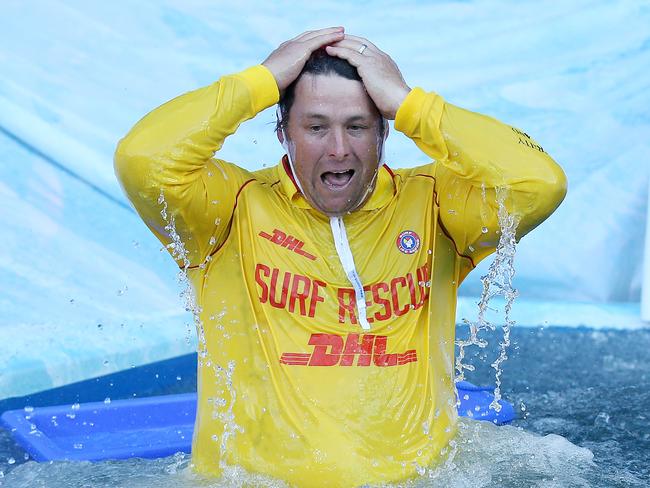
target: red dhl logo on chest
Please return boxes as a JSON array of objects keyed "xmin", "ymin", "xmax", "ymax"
[{"xmin": 280, "ymin": 333, "xmax": 417, "ymax": 367}]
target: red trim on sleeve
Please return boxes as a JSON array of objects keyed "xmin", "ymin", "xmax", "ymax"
[
  {"xmin": 187, "ymin": 178, "xmax": 256, "ymax": 270},
  {"xmin": 414, "ymin": 173, "xmax": 476, "ymax": 269}
]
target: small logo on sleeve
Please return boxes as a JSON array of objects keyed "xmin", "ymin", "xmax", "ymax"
[{"xmin": 397, "ymin": 230, "xmax": 420, "ymax": 254}]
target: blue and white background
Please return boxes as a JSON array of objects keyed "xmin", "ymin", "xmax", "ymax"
[{"xmin": 1, "ymin": 0, "xmax": 649, "ymax": 399}]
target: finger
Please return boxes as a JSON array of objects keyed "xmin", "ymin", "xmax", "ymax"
[
  {"xmin": 329, "ymin": 39, "xmax": 377, "ymax": 55},
  {"xmin": 304, "ymin": 30, "xmax": 346, "ymax": 51},
  {"xmin": 342, "ymin": 34, "xmax": 379, "ymax": 51},
  {"xmin": 296, "ymin": 27, "xmax": 344, "ymax": 42},
  {"xmin": 324, "ymin": 45, "xmax": 365, "ymax": 67}
]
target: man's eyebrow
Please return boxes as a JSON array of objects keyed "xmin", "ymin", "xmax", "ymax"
[
  {"xmin": 346, "ymin": 115, "xmax": 372, "ymax": 123},
  {"xmin": 301, "ymin": 114, "xmax": 372, "ymax": 122}
]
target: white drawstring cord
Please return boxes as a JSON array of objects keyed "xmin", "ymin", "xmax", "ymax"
[{"xmin": 330, "ymin": 216, "xmax": 371, "ymax": 330}]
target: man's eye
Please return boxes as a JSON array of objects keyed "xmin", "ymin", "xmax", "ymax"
[
  {"xmin": 349, "ymin": 125, "xmax": 366, "ymax": 131},
  {"xmin": 310, "ymin": 125, "xmax": 323, "ymax": 132}
]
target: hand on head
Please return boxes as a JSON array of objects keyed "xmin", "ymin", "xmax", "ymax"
[
  {"xmin": 325, "ymin": 35, "xmax": 410, "ymax": 120},
  {"xmin": 262, "ymin": 27, "xmax": 346, "ymax": 95},
  {"xmin": 262, "ymin": 28, "xmax": 410, "ymax": 120}
]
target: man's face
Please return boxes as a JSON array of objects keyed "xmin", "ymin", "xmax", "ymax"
[{"xmin": 282, "ymin": 73, "xmax": 385, "ymax": 216}]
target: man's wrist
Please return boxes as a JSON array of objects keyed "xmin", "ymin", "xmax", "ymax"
[{"xmin": 386, "ymin": 86, "xmax": 411, "ymax": 120}]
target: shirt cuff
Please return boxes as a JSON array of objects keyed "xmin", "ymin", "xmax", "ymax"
[
  {"xmin": 394, "ymin": 87, "xmax": 444, "ymax": 138},
  {"xmin": 233, "ymin": 65, "xmax": 280, "ymax": 114}
]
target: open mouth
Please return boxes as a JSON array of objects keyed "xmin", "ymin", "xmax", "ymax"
[{"xmin": 321, "ymin": 169, "xmax": 355, "ymax": 189}]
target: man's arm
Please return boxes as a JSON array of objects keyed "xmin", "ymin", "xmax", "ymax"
[
  {"xmin": 395, "ymin": 90, "xmax": 567, "ymax": 275},
  {"xmin": 114, "ymin": 66, "xmax": 278, "ymax": 267},
  {"xmin": 115, "ymin": 27, "xmax": 345, "ymax": 268},
  {"xmin": 327, "ymin": 35, "xmax": 567, "ymax": 277}
]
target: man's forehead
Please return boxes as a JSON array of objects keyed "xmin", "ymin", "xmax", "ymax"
[{"xmin": 292, "ymin": 74, "xmax": 379, "ymax": 117}]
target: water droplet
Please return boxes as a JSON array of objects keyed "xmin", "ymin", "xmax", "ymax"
[
  {"xmin": 209, "ymin": 236, "xmax": 216, "ymax": 245},
  {"xmin": 66, "ymin": 413, "xmax": 76, "ymax": 419},
  {"xmin": 103, "ymin": 360, "xmax": 109, "ymax": 366},
  {"xmin": 69, "ymin": 298, "xmax": 75, "ymax": 304},
  {"xmin": 23, "ymin": 453, "xmax": 29, "ymax": 460},
  {"xmin": 73, "ymin": 443, "xmax": 83, "ymax": 450},
  {"xmin": 7, "ymin": 457, "xmax": 15, "ymax": 465},
  {"xmin": 468, "ymin": 245, "xmax": 475, "ymax": 252},
  {"xmin": 104, "ymin": 398, "xmax": 111, "ymax": 404},
  {"xmin": 71, "ymin": 403, "xmax": 80, "ymax": 411},
  {"xmin": 176, "ymin": 376, "xmax": 182, "ymax": 381},
  {"xmin": 24, "ymin": 406, "xmax": 34, "ymax": 413},
  {"xmin": 96, "ymin": 323, "xmax": 103, "ymax": 330},
  {"xmin": 481, "ymin": 226, "xmax": 489, "ymax": 234}
]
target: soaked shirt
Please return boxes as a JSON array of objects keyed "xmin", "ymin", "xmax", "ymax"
[{"xmin": 114, "ymin": 65, "xmax": 566, "ymax": 487}]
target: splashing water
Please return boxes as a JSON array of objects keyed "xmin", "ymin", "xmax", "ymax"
[
  {"xmin": 158, "ymin": 190, "xmax": 207, "ymax": 357},
  {"xmin": 158, "ymin": 190, "xmax": 243, "ymax": 470},
  {"xmin": 455, "ymin": 187, "xmax": 520, "ymax": 411}
]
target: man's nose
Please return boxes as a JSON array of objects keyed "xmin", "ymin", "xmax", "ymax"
[{"xmin": 328, "ymin": 128, "xmax": 350, "ymax": 161}]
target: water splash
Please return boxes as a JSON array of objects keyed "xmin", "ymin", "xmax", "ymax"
[
  {"xmin": 211, "ymin": 361, "xmax": 244, "ymax": 470},
  {"xmin": 158, "ymin": 190, "xmax": 243, "ymax": 469},
  {"xmin": 158, "ymin": 190, "xmax": 206, "ymax": 357},
  {"xmin": 455, "ymin": 187, "xmax": 520, "ymax": 411}
]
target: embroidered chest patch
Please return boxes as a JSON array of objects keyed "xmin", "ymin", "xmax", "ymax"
[{"xmin": 396, "ymin": 230, "xmax": 420, "ymax": 254}]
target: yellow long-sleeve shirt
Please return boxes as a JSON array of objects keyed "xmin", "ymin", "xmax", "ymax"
[{"xmin": 114, "ymin": 65, "xmax": 566, "ymax": 487}]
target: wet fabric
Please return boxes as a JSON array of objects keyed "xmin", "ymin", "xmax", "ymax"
[{"xmin": 114, "ymin": 65, "xmax": 566, "ymax": 487}]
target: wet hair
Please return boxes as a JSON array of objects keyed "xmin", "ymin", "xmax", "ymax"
[{"xmin": 275, "ymin": 49, "xmax": 385, "ymax": 138}]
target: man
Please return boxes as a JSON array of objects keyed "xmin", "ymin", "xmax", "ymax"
[{"xmin": 115, "ymin": 27, "xmax": 566, "ymax": 487}]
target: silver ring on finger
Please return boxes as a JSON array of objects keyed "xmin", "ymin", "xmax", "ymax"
[{"xmin": 358, "ymin": 44, "xmax": 368, "ymax": 55}]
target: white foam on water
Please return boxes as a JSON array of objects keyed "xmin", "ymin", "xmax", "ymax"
[{"xmin": 1, "ymin": 420, "xmax": 601, "ymax": 488}]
